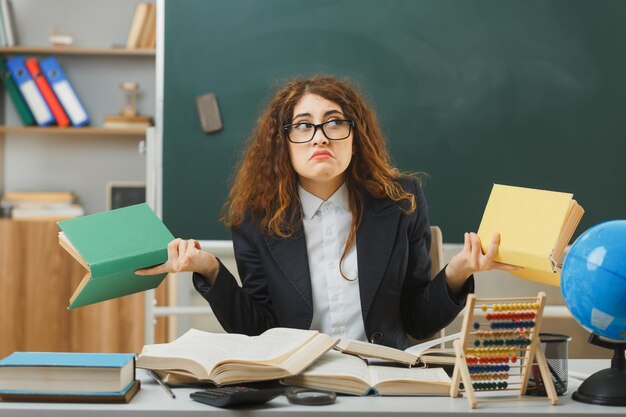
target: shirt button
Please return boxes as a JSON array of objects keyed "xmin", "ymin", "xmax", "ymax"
[
  {"xmin": 325, "ymin": 228, "xmax": 333, "ymax": 236},
  {"xmin": 331, "ymin": 294, "xmax": 339, "ymax": 302},
  {"xmin": 369, "ymin": 331, "xmax": 384, "ymax": 344}
]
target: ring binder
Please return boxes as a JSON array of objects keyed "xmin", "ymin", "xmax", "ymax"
[
  {"xmin": 6, "ymin": 56, "xmax": 54, "ymax": 126},
  {"xmin": 39, "ymin": 56, "xmax": 90, "ymax": 127}
]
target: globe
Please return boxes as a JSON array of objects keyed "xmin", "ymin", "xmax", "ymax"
[
  {"xmin": 561, "ymin": 220, "xmax": 626, "ymax": 342},
  {"xmin": 561, "ymin": 220, "xmax": 626, "ymax": 406}
]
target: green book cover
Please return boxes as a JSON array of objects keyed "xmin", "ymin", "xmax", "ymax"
[
  {"xmin": 0, "ymin": 59, "xmax": 36, "ymax": 126},
  {"xmin": 57, "ymin": 203, "xmax": 174, "ymax": 309}
]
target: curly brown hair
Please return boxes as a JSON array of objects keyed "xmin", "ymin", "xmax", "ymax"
[{"xmin": 222, "ymin": 75, "xmax": 418, "ymax": 277}]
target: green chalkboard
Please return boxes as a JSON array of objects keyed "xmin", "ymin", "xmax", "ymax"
[{"xmin": 163, "ymin": 0, "xmax": 626, "ymax": 242}]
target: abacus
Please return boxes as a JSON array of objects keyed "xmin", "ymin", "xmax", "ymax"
[{"xmin": 450, "ymin": 292, "xmax": 558, "ymax": 408}]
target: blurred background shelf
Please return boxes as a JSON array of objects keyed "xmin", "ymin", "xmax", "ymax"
[
  {"xmin": 0, "ymin": 126, "xmax": 148, "ymax": 136},
  {"xmin": 0, "ymin": 46, "xmax": 155, "ymax": 56}
]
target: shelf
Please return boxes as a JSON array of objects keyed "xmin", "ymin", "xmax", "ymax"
[
  {"xmin": 0, "ymin": 46, "xmax": 155, "ymax": 57},
  {"xmin": 0, "ymin": 126, "xmax": 147, "ymax": 137}
]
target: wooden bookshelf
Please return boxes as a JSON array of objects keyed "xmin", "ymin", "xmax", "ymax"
[
  {"xmin": 0, "ymin": 126, "xmax": 147, "ymax": 137},
  {"xmin": 0, "ymin": 46, "xmax": 155, "ymax": 57}
]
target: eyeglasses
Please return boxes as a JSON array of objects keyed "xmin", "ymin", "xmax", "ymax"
[{"xmin": 282, "ymin": 119, "xmax": 355, "ymax": 144}]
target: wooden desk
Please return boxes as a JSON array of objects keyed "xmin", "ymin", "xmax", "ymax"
[
  {"xmin": 0, "ymin": 219, "xmax": 168, "ymax": 355},
  {"xmin": 0, "ymin": 360, "xmax": 623, "ymax": 416}
]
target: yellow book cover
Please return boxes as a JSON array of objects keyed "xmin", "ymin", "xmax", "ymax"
[{"xmin": 477, "ymin": 184, "xmax": 584, "ymax": 286}]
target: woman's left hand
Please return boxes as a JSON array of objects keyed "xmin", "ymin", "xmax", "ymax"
[{"xmin": 445, "ymin": 232, "xmax": 521, "ymax": 294}]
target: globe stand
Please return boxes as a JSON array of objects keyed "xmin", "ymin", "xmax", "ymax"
[{"xmin": 572, "ymin": 333, "xmax": 626, "ymax": 406}]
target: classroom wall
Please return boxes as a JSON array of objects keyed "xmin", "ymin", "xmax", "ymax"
[
  {"xmin": 1, "ymin": 0, "xmax": 155, "ymax": 214},
  {"xmin": 162, "ymin": 0, "xmax": 626, "ymax": 242}
]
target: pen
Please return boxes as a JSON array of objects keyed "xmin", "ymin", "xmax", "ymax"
[{"xmin": 146, "ymin": 369, "xmax": 176, "ymax": 399}]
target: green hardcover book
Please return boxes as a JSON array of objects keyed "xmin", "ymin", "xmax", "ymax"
[
  {"xmin": 57, "ymin": 203, "xmax": 174, "ymax": 309},
  {"xmin": 0, "ymin": 59, "xmax": 36, "ymax": 126}
]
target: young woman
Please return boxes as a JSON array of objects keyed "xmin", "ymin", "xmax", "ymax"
[{"xmin": 137, "ymin": 75, "xmax": 518, "ymax": 349}]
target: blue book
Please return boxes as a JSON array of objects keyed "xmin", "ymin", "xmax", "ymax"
[
  {"xmin": 0, "ymin": 352, "xmax": 135, "ymax": 395},
  {"xmin": 6, "ymin": 55, "xmax": 55, "ymax": 126},
  {"xmin": 39, "ymin": 56, "xmax": 90, "ymax": 126},
  {"xmin": 0, "ymin": 380, "xmax": 140, "ymax": 404}
]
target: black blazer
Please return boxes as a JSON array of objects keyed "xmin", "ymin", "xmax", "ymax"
[{"xmin": 194, "ymin": 177, "xmax": 474, "ymax": 349}]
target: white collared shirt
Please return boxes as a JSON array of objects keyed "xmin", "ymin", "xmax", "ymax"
[{"xmin": 298, "ymin": 184, "xmax": 367, "ymax": 342}]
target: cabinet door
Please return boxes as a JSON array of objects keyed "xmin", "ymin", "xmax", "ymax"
[{"xmin": 0, "ymin": 220, "xmax": 167, "ymax": 357}]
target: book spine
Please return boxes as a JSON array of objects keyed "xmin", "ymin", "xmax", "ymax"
[
  {"xmin": 38, "ymin": 56, "xmax": 90, "ymax": 126},
  {"xmin": 0, "ymin": 59, "xmax": 35, "ymax": 125},
  {"xmin": 126, "ymin": 3, "xmax": 149, "ymax": 48},
  {"xmin": 0, "ymin": 2, "xmax": 6, "ymax": 47},
  {"xmin": 25, "ymin": 58, "xmax": 71, "ymax": 127},
  {"xmin": 90, "ymin": 246, "xmax": 168, "ymax": 278},
  {"xmin": 0, "ymin": 0, "xmax": 15, "ymax": 46},
  {"xmin": 6, "ymin": 55, "xmax": 55, "ymax": 126}
]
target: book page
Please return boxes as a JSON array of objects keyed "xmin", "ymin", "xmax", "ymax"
[
  {"xmin": 335, "ymin": 338, "xmax": 417, "ymax": 365},
  {"xmin": 58, "ymin": 232, "xmax": 89, "ymax": 270},
  {"xmin": 138, "ymin": 328, "xmax": 319, "ymax": 375},
  {"xmin": 553, "ymin": 200, "xmax": 584, "ymax": 266},
  {"xmin": 405, "ymin": 332, "xmax": 461, "ymax": 357},
  {"xmin": 296, "ymin": 350, "xmax": 370, "ymax": 384},
  {"xmin": 368, "ymin": 365, "xmax": 450, "ymax": 386}
]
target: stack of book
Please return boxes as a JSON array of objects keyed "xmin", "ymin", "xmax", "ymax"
[
  {"xmin": 0, "ymin": 352, "xmax": 139, "ymax": 403},
  {"xmin": 126, "ymin": 2, "xmax": 156, "ymax": 49},
  {"xmin": 0, "ymin": 0, "xmax": 16, "ymax": 47},
  {"xmin": 1, "ymin": 191, "xmax": 84, "ymax": 220},
  {"xmin": 0, "ymin": 55, "xmax": 90, "ymax": 127}
]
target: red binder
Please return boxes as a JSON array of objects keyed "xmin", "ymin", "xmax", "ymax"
[{"xmin": 25, "ymin": 58, "xmax": 70, "ymax": 127}]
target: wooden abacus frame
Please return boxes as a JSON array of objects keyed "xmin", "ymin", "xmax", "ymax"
[{"xmin": 450, "ymin": 292, "xmax": 558, "ymax": 408}]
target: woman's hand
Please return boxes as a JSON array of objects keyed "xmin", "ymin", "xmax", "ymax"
[
  {"xmin": 135, "ymin": 238, "xmax": 220, "ymax": 285},
  {"xmin": 445, "ymin": 232, "xmax": 521, "ymax": 294}
]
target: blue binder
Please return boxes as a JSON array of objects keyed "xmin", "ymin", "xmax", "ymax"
[
  {"xmin": 39, "ymin": 56, "xmax": 90, "ymax": 126},
  {"xmin": 6, "ymin": 55, "xmax": 54, "ymax": 126}
]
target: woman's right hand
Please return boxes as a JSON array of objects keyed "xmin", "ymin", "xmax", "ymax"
[{"xmin": 135, "ymin": 238, "xmax": 220, "ymax": 284}]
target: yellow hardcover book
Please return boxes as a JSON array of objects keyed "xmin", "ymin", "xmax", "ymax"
[{"xmin": 477, "ymin": 184, "xmax": 584, "ymax": 286}]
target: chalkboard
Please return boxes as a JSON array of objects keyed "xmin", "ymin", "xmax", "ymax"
[{"xmin": 163, "ymin": 0, "xmax": 626, "ymax": 242}]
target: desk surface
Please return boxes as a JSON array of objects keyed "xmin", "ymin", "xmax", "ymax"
[{"xmin": 1, "ymin": 360, "xmax": 624, "ymax": 416}]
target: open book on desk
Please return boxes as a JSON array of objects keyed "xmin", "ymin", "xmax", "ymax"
[
  {"xmin": 283, "ymin": 350, "xmax": 450, "ymax": 396},
  {"xmin": 335, "ymin": 332, "xmax": 460, "ymax": 367},
  {"xmin": 136, "ymin": 328, "xmax": 336, "ymax": 386},
  {"xmin": 57, "ymin": 203, "xmax": 174, "ymax": 309},
  {"xmin": 477, "ymin": 184, "xmax": 584, "ymax": 286}
]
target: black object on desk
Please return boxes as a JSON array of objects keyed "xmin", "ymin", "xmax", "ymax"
[
  {"xmin": 285, "ymin": 387, "xmax": 337, "ymax": 405},
  {"xmin": 190, "ymin": 386, "xmax": 286, "ymax": 408},
  {"xmin": 572, "ymin": 334, "xmax": 626, "ymax": 406}
]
